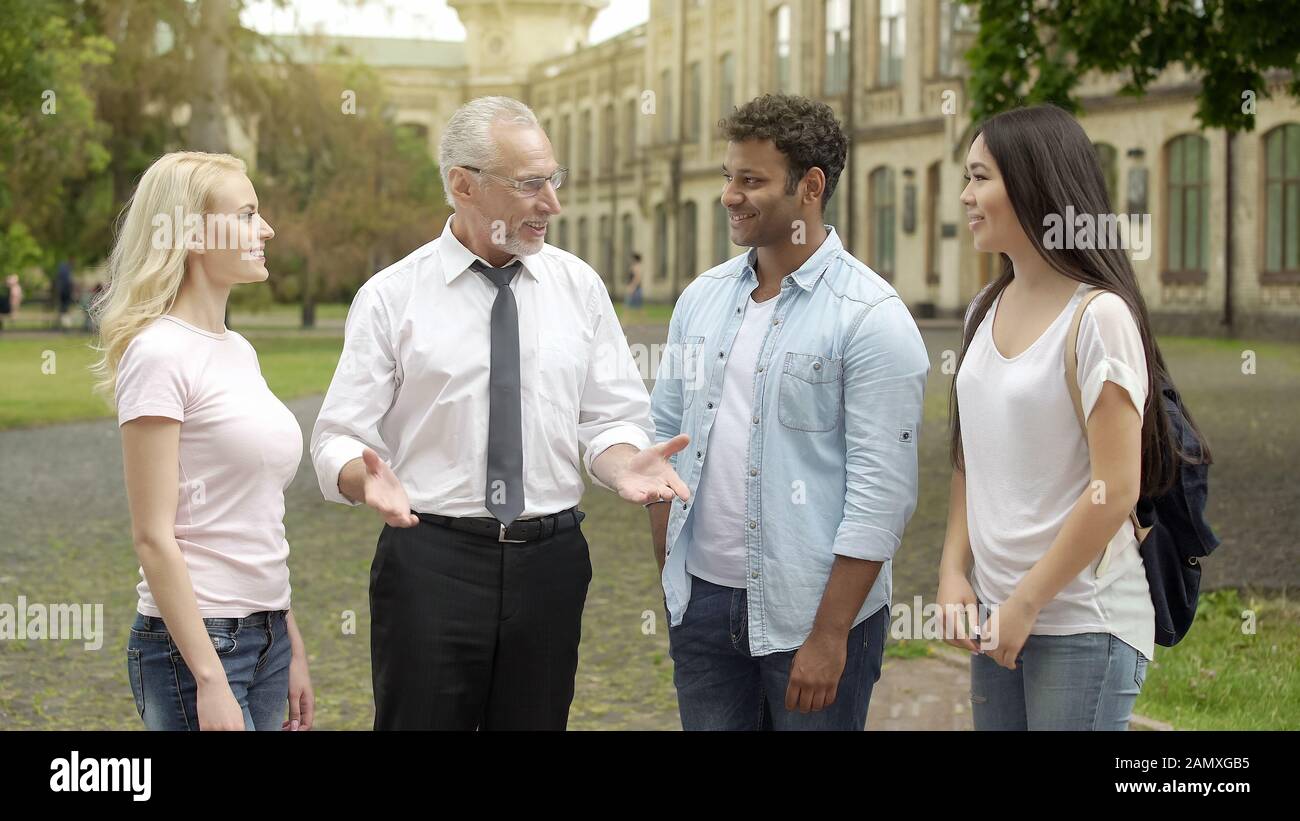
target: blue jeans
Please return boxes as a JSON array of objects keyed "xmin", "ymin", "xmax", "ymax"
[
  {"xmin": 970, "ymin": 632, "xmax": 1149, "ymax": 730},
  {"xmin": 667, "ymin": 575, "xmax": 887, "ymax": 730},
  {"xmin": 126, "ymin": 610, "xmax": 291, "ymax": 731}
]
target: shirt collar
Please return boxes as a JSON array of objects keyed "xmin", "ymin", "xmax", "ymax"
[
  {"xmin": 738, "ymin": 225, "xmax": 842, "ymax": 292},
  {"xmin": 438, "ymin": 213, "xmax": 542, "ymax": 284}
]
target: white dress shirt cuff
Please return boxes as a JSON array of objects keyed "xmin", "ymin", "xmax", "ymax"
[
  {"xmin": 583, "ymin": 424, "xmax": 653, "ymax": 492},
  {"xmin": 315, "ymin": 436, "xmax": 370, "ymax": 506}
]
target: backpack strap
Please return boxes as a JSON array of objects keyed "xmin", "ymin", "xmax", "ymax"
[
  {"xmin": 1065, "ymin": 288, "xmax": 1108, "ymax": 435},
  {"xmin": 1064, "ymin": 288, "xmax": 1146, "ymax": 574}
]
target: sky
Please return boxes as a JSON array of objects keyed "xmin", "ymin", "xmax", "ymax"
[{"xmin": 241, "ymin": 0, "xmax": 650, "ymax": 44}]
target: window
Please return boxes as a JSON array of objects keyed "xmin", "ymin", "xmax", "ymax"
[
  {"xmin": 602, "ymin": 103, "xmax": 616, "ymax": 177},
  {"xmin": 772, "ymin": 5, "xmax": 791, "ymax": 93},
  {"xmin": 660, "ymin": 68, "xmax": 673, "ymax": 142},
  {"xmin": 719, "ymin": 53, "xmax": 735, "ymax": 119},
  {"xmin": 556, "ymin": 218, "xmax": 568, "ymax": 251},
  {"xmin": 579, "ymin": 110, "xmax": 591, "ymax": 182},
  {"xmin": 622, "ymin": 213, "xmax": 635, "ymax": 272},
  {"xmin": 869, "ymin": 166, "xmax": 896, "ymax": 280},
  {"xmin": 687, "ymin": 61, "xmax": 702, "ymax": 143},
  {"xmin": 655, "ymin": 203, "xmax": 668, "ymax": 281},
  {"xmin": 938, "ymin": 0, "xmax": 975, "ymax": 77},
  {"xmin": 578, "ymin": 216, "xmax": 589, "ymax": 264},
  {"xmin": 1094, "ymin": 143, "xmax": 1119, "ymax": 210},
  {"xmin": 681, "ymin": 201, "xmax": 698, "ymax": 280},
  {"xmin": 926, "ymin": 161, "xmax": 941, "ymax": 285},
  {"xmin": 1263, "ymin": 123, "xmax": 1300, "ymax": 274},
  {"xmin": 560, "ymin": 114, "xmax": 572, "ymax": 177},
  {"xmin": 878, "ymin": 0, "xmax": 904, "ymax": 87},
  {"xmin": 1165, "ymin": 134, "xmax": 1209, "ymax": 277},
  {"xmin": 825, "ymin": 0, "xmax": 850, "ymax": 95},
  {"xmin": 599, "ymin": 214, "xmax": 613, "ymax": 283},
  {"xmin": 714, "ymin": 200, "xmax": 732, "ymax": 264},
  {"xmin": 625, "ymin": 97, "xmax": 638, "ymax": 153}
]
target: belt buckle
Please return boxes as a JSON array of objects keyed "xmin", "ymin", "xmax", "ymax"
[{"xmin": 498, "ymin": 522, "xmax": 527, "ymax": 543}]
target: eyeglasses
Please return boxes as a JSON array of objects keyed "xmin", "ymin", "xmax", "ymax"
[{"xmin": 463, "ymin": 166, "xmax": 568, "ymax": 196}]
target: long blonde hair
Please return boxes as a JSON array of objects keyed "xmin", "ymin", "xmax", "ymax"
[{"xmin": 90, "ymin": 151, "xmax": 247, "ymax": 401}]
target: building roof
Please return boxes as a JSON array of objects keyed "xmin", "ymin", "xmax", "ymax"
[{"xmin": 266, "ymin": 34, "xmax": 467, "ymax": 69}]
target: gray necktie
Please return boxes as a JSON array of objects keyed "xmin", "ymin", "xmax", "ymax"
[{"xmin": 472, "ymin": 259, "xmax": 526, "ymax": 526}]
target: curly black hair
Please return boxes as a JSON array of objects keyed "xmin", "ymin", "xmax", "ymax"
[{"xmin": 719, "ymin": 94, "xmax": 848, "ymax": 210}]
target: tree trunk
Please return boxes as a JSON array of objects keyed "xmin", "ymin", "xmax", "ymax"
[
  {"xmin": 301, "ymin": 261, "xmax": 316, "ymax": 329},
  {"xmin": 190, "ymin": 0, "xmax": 234, "ymax": 153}
]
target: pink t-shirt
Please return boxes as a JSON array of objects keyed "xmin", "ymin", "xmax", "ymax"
[{"xmin": 116, "ymin": 315, "xmax": 302, "ymax": 617}]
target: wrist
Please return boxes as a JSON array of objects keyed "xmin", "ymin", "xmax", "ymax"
[
  {"xmin": 1005, "ymin": 590, "xmax": 1044, "ymax": 616},
  {"xmin": 809, "ymin": 618, "xmax": 851, "ymax": 641},
  {"xmin": 194, "ymin": 666, "xmax": 227, "ymax": 688}
]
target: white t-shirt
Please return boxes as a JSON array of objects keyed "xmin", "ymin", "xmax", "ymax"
[
  {"xmin": 686, "ymin": 293, "xmax": 779, "ymax": 588},
  {"xmin": 955, "ymin": 283, "xmax": 1155, "ymax": 660},
  {"xmin": 116, "ymin": 315, "xmax": 303, "ymax": 617}
]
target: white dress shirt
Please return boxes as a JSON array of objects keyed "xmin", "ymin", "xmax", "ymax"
[{"xmin": 311, "ymin": 215, "xmax": 654, "ymax": 518}]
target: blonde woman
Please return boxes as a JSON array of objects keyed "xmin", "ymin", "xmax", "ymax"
[{"xmin": 92, "ymin": 152, "xmax": 314, "ymax": 731}]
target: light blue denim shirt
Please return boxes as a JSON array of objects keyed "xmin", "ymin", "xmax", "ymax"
[{"xmin": 650, "ymin": 227, "xmax": 929, "ymax": 655}]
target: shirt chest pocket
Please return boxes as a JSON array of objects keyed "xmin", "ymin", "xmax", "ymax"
[
  {"xmin": 778, "ymin": 352, "xmax": 843, "ymax": 432},
  {"xmin": 681, "ymin": 336, "xmax": 706, "ymax": 409}
]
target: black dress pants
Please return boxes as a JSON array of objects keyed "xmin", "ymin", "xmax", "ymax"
[{"xmin": 369, "ymin": 515, "xmax": 592, "ymax": 730}]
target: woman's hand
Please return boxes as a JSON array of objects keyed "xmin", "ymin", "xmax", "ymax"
[
  {"xmin": 196, "ymin": 678, "xmax": 246, "ymax": 731},
  {"xmin": 936, "ymin": 571, "xmax": 981, "ymax": 652},
  {"xmin": 283, "ymin": 649, "xmax": 315, "ymax": 731},
  {"xmin": 979, "ymin": 596, "xmax": 1039, "ymax": 670}
]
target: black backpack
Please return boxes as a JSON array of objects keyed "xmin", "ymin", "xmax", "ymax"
[{"xmin": 1066, "ymin": 289, "xmax": 1220, "ymax": 647}]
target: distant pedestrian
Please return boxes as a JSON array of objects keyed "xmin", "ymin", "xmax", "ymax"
[{"xmin": 624, "ymin": 252, "xmax": 643, "ymax": 311}]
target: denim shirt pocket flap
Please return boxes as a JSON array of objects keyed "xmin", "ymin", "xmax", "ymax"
[{"xmin": 778, "ymin": 352, "xmax": 843, "ymax": 432}]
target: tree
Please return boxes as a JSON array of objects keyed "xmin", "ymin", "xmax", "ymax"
[
  {"xmin": 0, "ymin": 0, "xmax": 111, "ymax": 279},
  {"xmin": 965, "ymin": 0, "xmax": 1300, "ymax": 132},
  {"xmin": 249, "ymin": 54, "xmax": 447, "ymax": 327}
]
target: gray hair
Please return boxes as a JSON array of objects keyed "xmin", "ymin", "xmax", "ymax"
[{"xmin": 438, "ymin": 96, "xmax": 541, "ymax": 207}]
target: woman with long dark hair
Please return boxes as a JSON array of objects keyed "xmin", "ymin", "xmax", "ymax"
[{"xmin": 935, "ymin": 104, "xmax": 1211, "ymax": 730}]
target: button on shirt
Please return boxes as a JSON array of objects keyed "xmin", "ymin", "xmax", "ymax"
[
  {"xmin": 650, "ymin": 227, "xmax": 930, "ymax": 655},
  {"xmin": 311, "ymin": 215, "xmax": 654, "ymax": 517}
]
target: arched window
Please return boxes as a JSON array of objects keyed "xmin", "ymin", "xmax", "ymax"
[
  {"xmin": 869, "ymin": 167, "xmax": 897, "ymax": 281},
  {"xmin": 1164, "ymin": 134, "xmax": 1210, "ymax": 279},
  {"xmin": 1263, "ymin": 123, "xmax": 1300, "ymax": 276},
  {"xmin": 1094, "ymin": 142, "xmax": 1119, "ymax": 210}
]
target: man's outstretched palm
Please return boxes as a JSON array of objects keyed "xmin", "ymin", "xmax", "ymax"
[
  {"xmin": 362, "ymin": 448, "xmax": 419, "ymax": 527},
  {"xmin": 614, "ymin": 434, "xmax": 692, "ymax": 505}
]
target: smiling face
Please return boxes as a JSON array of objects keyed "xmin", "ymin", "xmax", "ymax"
[
  {"xmin": 462, "ymin": 121, "xmax": 562, "ymax": 259},
  {"xmin": 197, "ymin": 172, "xmax": 274, "ymax": 286},
  {"xmin": 959, "ymin": 133, "xmax": 1026, "ymax": 256},
  {"xmin": 721, "ymin": 139, "xmax": 811, "ymax": 250}
]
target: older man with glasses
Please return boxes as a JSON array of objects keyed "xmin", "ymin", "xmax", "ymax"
[{"xmin": 311, "ymin": 96, "xmax": 690, "ymax": 730}]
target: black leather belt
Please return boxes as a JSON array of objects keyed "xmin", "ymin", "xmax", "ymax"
[{"xmin": 416, "ymin": 508, "xmax": 585, "ymax": 543}]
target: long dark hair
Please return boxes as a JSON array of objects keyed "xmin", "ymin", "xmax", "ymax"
[{"xmin": 949, "ymin": 104, "xmax": 1211, "ymax": 498}]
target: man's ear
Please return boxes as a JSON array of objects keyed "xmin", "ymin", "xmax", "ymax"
[
  {"xmin": 803, "ymin": 167, "xmax": 827, "ymax": 207},
  {"xmin": 449, "ymin": 166, "xmax": 475, "ymax": 205}
]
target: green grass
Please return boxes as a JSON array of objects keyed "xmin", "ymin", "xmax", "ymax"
[
  {"xmin": 0, "ymin": 334, "xmax": 343, "ymax": 429},
  {"xmin": 1136, "ymin": 589, "xmax": 1300, "ymax": 730},
  {"xmin": 613, "ymin": 302, "xmax": 675, "ymax": 325}
]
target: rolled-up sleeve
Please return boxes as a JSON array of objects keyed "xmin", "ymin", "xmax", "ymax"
[
  {"xmin": 579, "ymin": 283, "xmax": 654, "ymax": 490},
  {"xmin": 832, "ymin": 297, "xmax": 930, "ymax": 562},
  {"xmin": 310, "ymin": 286, "xmax": 398, "ymax": 505}
]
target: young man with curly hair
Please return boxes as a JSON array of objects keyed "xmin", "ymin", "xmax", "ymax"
[{"xmin": 648, "ymin": 94, "xmax": 930, "ymax": 730}]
